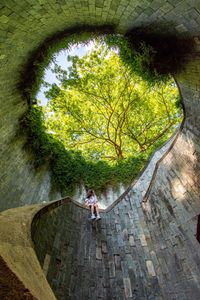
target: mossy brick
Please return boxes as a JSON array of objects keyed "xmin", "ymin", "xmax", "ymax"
[
  {"xmin": 6, "ymin": 0, "xmax": 20, "ymax": 9},
  {"xmin": 0, "ymin": 15, "xmax": 9, "ymax": 23},
  {"xmin": 110, "ymin": 0, "xmax": 120, "ymax": 11},
  {"xmin": 144, "ymin": 7, "xmax": 155, "ymax": 16},
  {"xmin": 135, "ymin": 5, "xmax": 144, "ymax": 14},
  {"xmin": 0, "ymin": 6, "xmax": 13, "ymax": 16},
  {"xmin": 150, "ymin": 0, "xmax": 164, "ymax": 10},
  {"xmin": 138, "ymin": 0, "xmax": 151, "ymax": 6},
  {"xmin": 167, "ymin": 0, "xmax": 183, "ymax": 5},
  {"xmin": 160, "ymin": 2, "xmax": 174, "ymax": 13},
  {"xmin": 1, "ymin": 1, "xmax": 200, "ymax": 297},
  {"xmin": 95, "ymin": 0, "xmax": 104, "ymax": 9}
]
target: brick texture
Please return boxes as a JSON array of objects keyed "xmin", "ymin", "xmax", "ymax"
[
  {"xmin": 32, "ymin": 180, "xmax": 200, "ymax": 299},
  {"xmin": 1, "ymin": 2, "xmax": 200, "ymax": 298},
  {"xmin": 1, "ymin": 1, "xmax": 200, "ymax": 211}
]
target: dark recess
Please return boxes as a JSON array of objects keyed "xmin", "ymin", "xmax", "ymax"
[{"xmin": 125, "ymin": 26, "xmax": 194, "ymax": 76}]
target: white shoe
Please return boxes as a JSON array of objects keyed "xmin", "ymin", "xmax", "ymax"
[
  {"xmin": 96, "ymin": 215, "xmax": 101, "ymax": 220},
  {"xmin": 90, "ymin": 214, "xmax": 96, "ymax": 220}
]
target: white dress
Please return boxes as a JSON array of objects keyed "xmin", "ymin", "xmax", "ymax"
[{"xmin": 85, "ymin": 195, "xmax": 97, "ymax": 206}]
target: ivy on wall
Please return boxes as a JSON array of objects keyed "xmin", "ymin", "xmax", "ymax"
[
  {"xmin": 21, "ymin": 105, "xmax": 151, "ymax": 195},
  {"xmin": 105, "ymin": 31, "xmax": 194, "ymax": 84}
]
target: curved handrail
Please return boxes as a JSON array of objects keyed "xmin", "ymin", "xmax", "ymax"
[
  {"xmin": 143, "ymin": 124, "xmax": 183, "ymax": 203},
  {"xmin": 31, "ymin": 196, "xmax": 86, "ymax": 236},
  {"xmin": 103, "ymin": 126, "xmax": 182, "ymax": 212},
  {"xmin": 143, "ymin": 78, "xmax": 186, "ymax": 203},
  {"xmin": 0, "ymin": 203, "xmax": 58, "ymax": 300}
]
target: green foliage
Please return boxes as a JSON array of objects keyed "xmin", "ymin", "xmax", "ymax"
[
  {"xmin": 20, "ymin": 33, "xmax": 183, "ymax": 195},
  {"xmin": 18, "ymin": 27, "xmax": 114, "ymax": 104},
  {"xmin": 21, "ymin": 105, "xmax": 165, "ymax": 195},
  {"xmin": 45, "ymin": 42, "xmax": 182, "ymax": 163},
  {"xmin": 28, "ymin": 32, "xmax": 92, "ymax": 100},
  {"xmin": 20, "ymin": 106, "xmax": 52, "ymax": 166},
  {"xmin": 19, "ymin": 27, "xmax": 193, "ymax": 105},
  {"xmin": 105, "ymin": 32, "xmax": 194, "ymax": 84},
  {"xmin": 105, "ymin": 34, "xmax": 164, "ymax": 84}
]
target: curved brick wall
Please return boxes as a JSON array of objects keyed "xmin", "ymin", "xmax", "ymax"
[
  {"xmin": 32, "ymin": 180, "xmax": 200, "ymax": 299},
  {"xmin": 1, "ymin": 0, "xmax": 200, "ymax": 211},
  {"xmin": 1, "ymin": 2, "xmax": 200, "ymax": 298}
]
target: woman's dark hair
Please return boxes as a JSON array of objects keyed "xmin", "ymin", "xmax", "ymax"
[{"xmin": 87, "ymin": 189, "xmax": 94, "ymax": 198}]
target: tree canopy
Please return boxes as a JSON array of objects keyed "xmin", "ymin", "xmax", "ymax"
[
  {"xmin": 20, "ymin": 39, "xmax": 183, "ymax": 195},
  {"xmin": 43, "ymin": 42, "xmax": 182, "ymax": 164}
]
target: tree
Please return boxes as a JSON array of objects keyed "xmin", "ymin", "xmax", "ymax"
[{"xmin": 44, "ymin": 41, "xmax": 182, "ymax": 163}]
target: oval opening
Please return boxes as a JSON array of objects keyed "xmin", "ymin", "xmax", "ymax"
[{"xmin": 21, "ymin": 33, "xmax": 183, "ymax": 207}]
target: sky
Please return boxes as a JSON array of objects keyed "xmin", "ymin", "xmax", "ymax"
[{"xmin": 37, "ymin": 42, "xmax": 95, "ymax": 106}]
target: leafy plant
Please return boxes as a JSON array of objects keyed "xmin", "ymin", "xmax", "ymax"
[
  {"xmin": 20, "ymin": 33, "xmax": 183, "ymax": 195},
  {"xmin": 21, "ymin": 103, "xmax": 172, "ymax": 195},
  {"xmin": 105, "ymin": 31, "xmax": 194, "ymax": 84},
  {"xmin": 105, "ymin": 34, "xmax": 162, "ymax": 84},
  {"xmin": 45, "ymin": 42, "xmax": 182, "ymax": 162},
  {"xmin": 18, "ymin": 26, "xmax": 114, "ymax": 104}
]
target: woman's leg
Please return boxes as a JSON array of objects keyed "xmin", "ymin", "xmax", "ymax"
[
  {"xmin": 90, "ymin": 204, "xmax": 96, "ymax": 219},
  {"xmin": 91, "ymin": 204, "xmax": 94, "ymax": 215},
  {"xmin": 94, "ymin": 204, "xmax": 101, "ymax": 219},
  {"xmin": 94, "ymin": 204, "xmax": 99, "ymax": 214}
]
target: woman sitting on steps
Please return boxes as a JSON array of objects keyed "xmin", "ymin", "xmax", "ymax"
[{"xmin": 85, "ymin": 189, "xmax": 101, "ymax": 220}]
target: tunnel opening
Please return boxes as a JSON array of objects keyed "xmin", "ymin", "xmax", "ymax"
[{"xmin": 19, "ymin": 29, "xmax": 184, "ymax": 202}]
